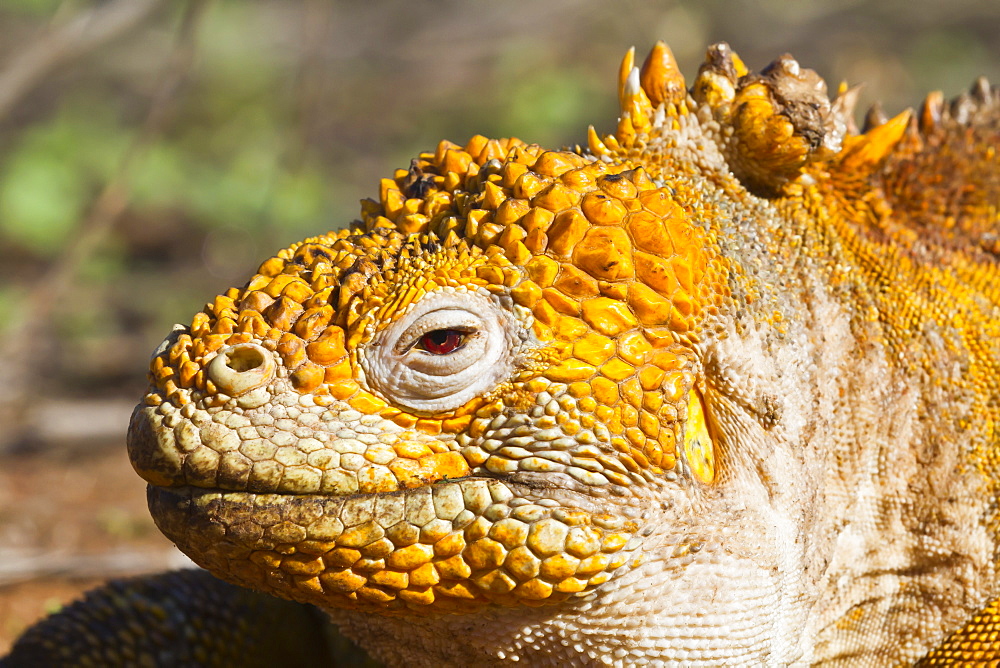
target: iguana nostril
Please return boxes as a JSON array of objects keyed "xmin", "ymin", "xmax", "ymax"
[{"xmin": 206, "ymin": 343, "xmax": 275, "ymax": 396}]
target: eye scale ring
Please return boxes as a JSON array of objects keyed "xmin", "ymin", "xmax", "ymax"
[
  {"xmin": 417, "ymin": 329, "xmax": 467, "ymax": 355},
  {"xmin": 358, "ymin": 287, "xmax": 533, "ymax": 413}
]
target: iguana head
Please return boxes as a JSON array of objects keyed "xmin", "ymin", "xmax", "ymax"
[
  {"xmin": 127, "ymin": 41, "xmax": 925, "ymax": 660},
  {"xmin": 127, "ymin": 42, "xmax": 746, "ymax": 614}
]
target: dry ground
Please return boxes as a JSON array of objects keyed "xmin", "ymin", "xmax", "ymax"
[{"xmin": 0, "ymin": 436, "xmax": 189, "ymax": 654}]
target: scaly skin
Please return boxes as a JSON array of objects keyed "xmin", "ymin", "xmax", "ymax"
[{"xmin": 119, "ymin": 42, "xmax": 1000, "ymax": 665}]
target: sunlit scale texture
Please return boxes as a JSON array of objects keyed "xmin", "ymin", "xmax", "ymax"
[
  {"xmin": 133, "ymin": 136, "xmax": 729, "ymax": 478},
  {"xmin": 919, "ymin": 597, "xmax": 1000, "ymax": 666},
  {"xmin": 129, "ymin": 72, "xmax": 730, "ymax": 613},
  {"xmin": 148, "ymin": 483, "xmax": 637, "ymax": 613},
  {"xmin": 123, "ymin": 39, "xmax": 1000, "ymax": 665}
]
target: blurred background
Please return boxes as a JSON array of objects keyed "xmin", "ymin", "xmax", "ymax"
[{"xmin": 0, "ymin": 0, "xmax": 998, "ymax": 651}]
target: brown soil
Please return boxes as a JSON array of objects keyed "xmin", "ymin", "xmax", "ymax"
[{"xmin": 0, "ymin": 443, "xmax": 181, "ymax": 654}]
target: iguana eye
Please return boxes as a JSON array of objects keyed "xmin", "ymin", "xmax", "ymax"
[
  {"xmin": 359, "ymin": 289, "xmax": 528, "ymax": 412},
  {"xmin": 416, "ymin": 329, "xmax": 466, "ymax": 355}
]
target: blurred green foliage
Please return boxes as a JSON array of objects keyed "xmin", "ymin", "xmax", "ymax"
[
  {"xmin": 2, "ymin": 0, "xmax": 62, "ymax": 15},
  {"xmin": 1, "ymin": 108, "xmax": 125, "ymax": 254},
  {"xmin": 0, "ymin": 0, "xmax": 997, "ymax": 403}
]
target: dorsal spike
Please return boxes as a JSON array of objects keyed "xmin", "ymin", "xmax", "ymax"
[
  {"xmin": 831, "ymin": 84, "xmax": 862, "ymax": 137},
  {"xmin": 618, "ymin": 47, "xmax": 636, "ymax": 112},
  {"xmin": 839, "ymin": 109, "xmax": 911, "ymax": 171},
  {"xmin": 951, "ymin": 92, "xmax": 975, "ymax": 124},
  {"xmin": 970, "ymin": 76, "xmax": 991, "ymax": 103},
  {"xmin": 862, "ymin": 102, "xmax": 888, "ymax": 132},
  {"xmin": 602, "ymin": 132, "xmax": 622, "ymax": 153},
  {"xmin": 919, "ymin": 91, "xmax": 943, "ymax": 134},
  {"xmin": 587, "ymin": 125, "xmax": 610, "ymax": 157},
  {"xmin": 613, "ymin": 45, "xmax": 655, "ymax": 143},
  {"xmin": 904, "ymin": 110, "xmax": 921, "ymax": 141},
  {"xmin": 639, "ymin": 40, "xmax": 686, "ymax": 108},
  {"xmin": 622, "ymin": 66, "xmax": 654, "ymax": 132}
]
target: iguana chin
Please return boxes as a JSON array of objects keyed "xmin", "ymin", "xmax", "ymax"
[{"xmin": 7, "ymin": 41, "xmax": 1000, "ymax": 666}]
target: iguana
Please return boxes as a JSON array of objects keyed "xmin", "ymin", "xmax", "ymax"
[{"xmin": 6, "ymin": 41, "xmax": 1000, "ymax": 666}]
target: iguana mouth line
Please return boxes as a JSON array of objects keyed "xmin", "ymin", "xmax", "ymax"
[
  {"xmin": 145, "ymin": 473, "xmax": 504, "ymax": 500},
  {"xmin": 145, "ymin": 469, "xmax": 607, "ymax": 512}
]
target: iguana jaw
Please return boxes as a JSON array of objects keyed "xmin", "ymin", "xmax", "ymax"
[
  {"xmin": 144, "ymin": 476, "xmax": 643, "ymax": 615},
  {"xmin": 131, "ymin": 383, "xmax": 814, "ymax": 665},
  {"xmin": 128, "ymin": 383, "xmax": 648, "ymax": 615}
]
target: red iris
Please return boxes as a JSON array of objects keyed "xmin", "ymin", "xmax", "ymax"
[{"xmin": 418, "ymin": 329, "xmax": 465, "ymax": 354}]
